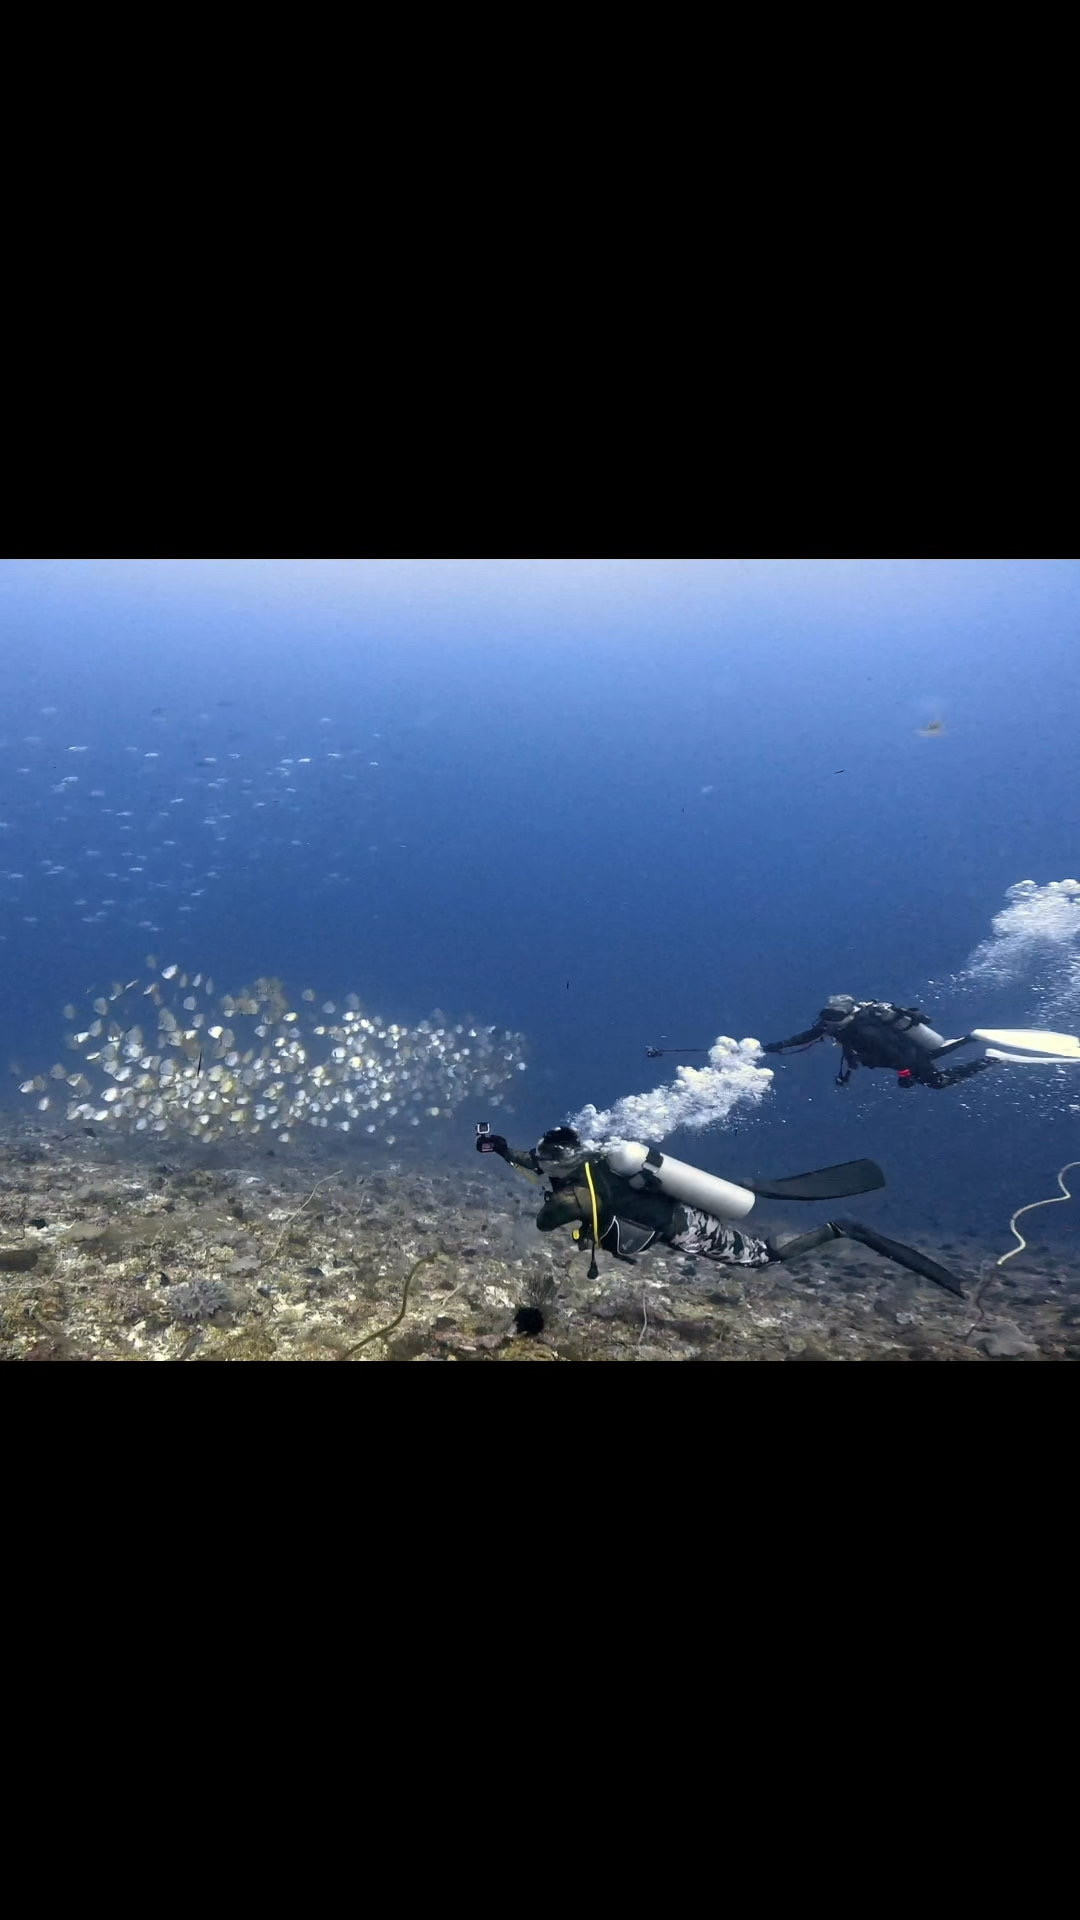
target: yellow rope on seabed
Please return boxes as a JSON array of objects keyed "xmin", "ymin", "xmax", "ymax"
[{"xmin": 997, "ymin": 1161, "xmax": 1080, "ymax": 1267}]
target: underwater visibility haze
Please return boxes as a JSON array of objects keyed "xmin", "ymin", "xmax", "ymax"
[{"xmin": 1, "ymin": 559, "xmax": 1078, "ymax": 1360}]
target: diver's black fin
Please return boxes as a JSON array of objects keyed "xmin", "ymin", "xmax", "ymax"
[
  {"xmin": 746, "ymin": 1159, "xmax": 886, "ymax": 1202},
  {"xmin": 832, "ymin": 1218, "xmax": 967, "ymax": 1298}
]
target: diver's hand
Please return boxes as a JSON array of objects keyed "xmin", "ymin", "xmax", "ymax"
[
  {"xmin": 760, "ymin": 1042, "xmax": 783, "ymax": 1055},
  {"xmin": 476, "ymin": 1132, "xmax": 509, "ymax": 1158}
]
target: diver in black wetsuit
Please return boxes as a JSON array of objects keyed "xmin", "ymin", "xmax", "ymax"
[
  {"xmin": 761, "ymin": 995, "xmax": 997, "ymax": 1091},
  {"xmin": 479, "ymin": 1126, "xmax": 821, "ymax": 1269},
  {"xmin": 476, "ymin": 1125, "xmax": 967, "ymax": 1294}
]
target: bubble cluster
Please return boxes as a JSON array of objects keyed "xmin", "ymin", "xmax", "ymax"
[
  {"xmin": 20, "ymin": 962, "xmax": 528, "ymax": 1144},
  {"xmin": 571, "ymin": 1036, "xmax": 772, "ymax": 1148},
  {"xmin": 960, "ymin": 879, "xmax": 1080, "ymax": 1020}
]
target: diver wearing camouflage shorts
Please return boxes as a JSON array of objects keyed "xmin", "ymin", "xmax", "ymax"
[
  {"xmin": 476, "ymin": 1125, "xmax": 969, "ymax": 1297},
  {"xmin": 666, "ymin": 1204, "xmax": 773, "ymax": 1268},
  {"xmin": 476, "ymin": 1126, "xmax": 838, "ymax": 1274}
]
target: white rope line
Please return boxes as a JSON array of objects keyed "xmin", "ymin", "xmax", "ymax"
[{"xmin": 997, "ymin": 1161, "xmax": 1080, "ymax": 1267}]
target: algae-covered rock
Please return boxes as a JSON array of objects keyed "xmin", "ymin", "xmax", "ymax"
[
  {"xmin": 0, "ymin": 1279, "xmax": 66, "ymax": 1325},
  {"xmin": 0, "ymin": 1247, "xmax": 38, "ymax": 1271},
  {"xmin": 975, "ymin": 1321, "xmax": 1039, "ymax": 1359},
  {"xmin": 63, "ymin": 1222, "xmax": 115, "ymax": 1247},
  {"xmin": 191, "ymin": 1325, "xmax": 278, "ymax": 1361},
  {"xmin": 23, "ymin": 1335, "xmax": 89, "ymax": 1362}
]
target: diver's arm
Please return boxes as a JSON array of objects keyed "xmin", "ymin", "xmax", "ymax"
[
  {"xmin": 761, "ymin": 1022, "xmax": 826, "ymax": 1053},
  {"xmin": 506, "ymin": 1146, "xmax": 543, "ymax": 1174},
  {"xmin": 476, "ymin": 1135, "xmax": 546, "ymax": 1185}
]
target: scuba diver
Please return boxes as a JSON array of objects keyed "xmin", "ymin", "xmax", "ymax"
[
  {"xmin": 648, "ymin": 1006, "xmax": 1080, "ymax": 1089},
  {"xmin": 476, "ymin": 1124, "xmax": 968, "ymax": 1296},
  {"xmin": 761, "ymin": 995, "xmax": 998, "ymax": 1090}
]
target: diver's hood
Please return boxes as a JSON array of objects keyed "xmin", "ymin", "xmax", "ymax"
[
  {"xmin": 821, "ymin": 994, "xmax": 857, "ymax": 1022},
  {"xmin": 534, "ymin": 1127, "xmax": 587, "ymax": 1175}
]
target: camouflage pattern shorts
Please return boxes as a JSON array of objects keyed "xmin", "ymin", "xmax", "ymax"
[{"xmin": 668, "ymin": 1205, "xmax": 773, "ymax": 1269}]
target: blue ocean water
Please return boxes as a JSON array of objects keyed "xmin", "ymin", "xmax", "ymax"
[{"xmin": 2, "ymin": 558, "xmax": 1078, "ymax": 1255}]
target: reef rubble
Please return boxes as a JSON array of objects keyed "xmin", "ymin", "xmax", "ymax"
[{"xmin": 2, "ymin": 1116, "xmax": 1076, "ymax": 1362}]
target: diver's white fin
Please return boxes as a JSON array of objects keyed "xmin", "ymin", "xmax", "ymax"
[
  {"xmin": 984, "ymin": 1047, "xmax": 1080, "ymax": 1065},
  {"xmin": 973, "ymin": 1027, "xmax": 1080, "ymax": 1062}
]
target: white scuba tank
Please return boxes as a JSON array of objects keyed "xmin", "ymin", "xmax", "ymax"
[
  {"xmin": 602, "ymin": 1141, "xmax": 757, "ymax": 1222},
  {"xmin": 867, "ymin": 1005, "xmax": 946, "ymax": 1052}
]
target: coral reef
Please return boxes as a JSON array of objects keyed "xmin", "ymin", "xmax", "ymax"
[{"xmin": 1, "ymin": 1113, "xmax": 1077, "ymax": 1362}]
